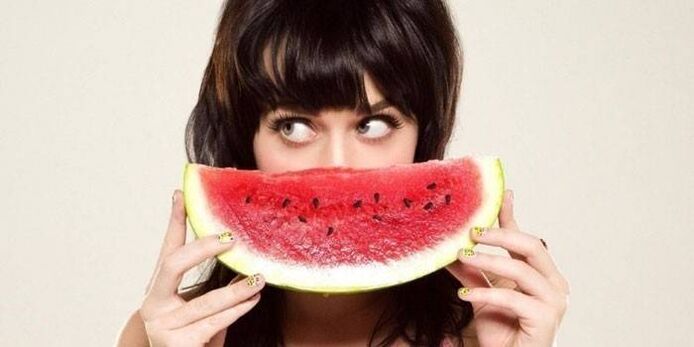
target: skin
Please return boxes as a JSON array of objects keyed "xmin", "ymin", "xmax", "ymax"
[
  {"xmin": 253, "ymin": 73, "xmax": 419, "ymax": 346},
  {"xmin": 251, "ymin": 72, "xmax": 569, "ymax": 346},
  {"xmin": 116, "ymin": 63, "xmax": 569, "ymax": 347},
  {"xmin": 446, "ymin": 190, "xmax": 570, "ymax": 347}
]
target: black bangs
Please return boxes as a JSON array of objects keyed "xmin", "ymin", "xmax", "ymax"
[
  {"xmin": 191, "ymin": 0, "xmax": 460, "ymax": 166},
  {"xmin": 233, "ymin": 1, "xmax": 437, "ymax": 120},
  {"xmin": 185, "ymin": 1, "xmax": 467, "ymax": 345}
]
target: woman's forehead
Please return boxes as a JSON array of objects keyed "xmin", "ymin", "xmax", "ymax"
[{"xmin": 271, "ymin": 99, "xmax": 393, "ymax": 118}]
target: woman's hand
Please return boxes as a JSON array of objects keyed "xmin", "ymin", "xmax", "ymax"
[
  {"xmin": 446, "ymin": 189, "xmax": 570, "ymax": 347},
  {"xmin": 138, "ymin": 190, "xmax": 265, "ymax": 347}
]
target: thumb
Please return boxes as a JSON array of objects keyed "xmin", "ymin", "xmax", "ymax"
[
  {"xmin": 145, "ymin": 190, "xmax": 187, "ymax": 295},
  {"xmin": 497, "ymin": 189, "xmax": 524, "ymax": 261},
  {"xmin": 498, "ymin": 189, "xmax": 518, "ymax": 230}
]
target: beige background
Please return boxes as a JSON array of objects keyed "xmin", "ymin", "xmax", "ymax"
[{"xmin": 1, "ymin": 1, "xmax": 692, "ymax": 346}]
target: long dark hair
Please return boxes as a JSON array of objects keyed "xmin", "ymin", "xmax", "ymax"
[{"xmin": 181, "ymin": 1, "xmax": 471, "ymax": 346}]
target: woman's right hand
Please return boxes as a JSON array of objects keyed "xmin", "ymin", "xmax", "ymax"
[{"xmin": 138, "ymin": 189, "xmax": 265, "ymax": 347}]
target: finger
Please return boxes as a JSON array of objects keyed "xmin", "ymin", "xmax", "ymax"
[
  {"xmin": 470, "ymin": 227, "xmax": 567, "ymax": 292},
  {"xmin": 457, "ymin": 287, "xmax": 541, "ymax": 321},
  {"xmin": 473, "ymin": 266, "xmax": 516, "ymax": 289},
  {"xmin": 180, "ymin": 292, "xmax": 261, "ymax": 344},
  {"xmin": 458, "ymin": 250, "xmax": 555, "ymax": 298},
  {"xmin": 153, "ymin": 274, "xmax": 264, "ymax": 330},
  {"xmin": 149, "ymin": 233, "xmax": 236, "ymax": 299},
  {"xmin": 227, "ymin": 273, "xmax": 244, "ymax": 286},
  {"xmin": 453, "ymin": 248, "xmax": 515, "ymax": 289},
  {"xmin": 145, "ymin": 190, "xmax": 188, "ymax": 294},
  {"xmin": 446, "ymin": 261, "xmax": 491, "ymax": 288},
  {"xmin": 447, "ymin": 261, "xmax": 514, "ymax": 289},
  {"xmin": 499, "ymin": 189, "xmax": 518, "ymax": 229},
  {"xmin": 159, "ymin": 189, "xmax": 188, "ymax": 260},
  {"xmin": 496, "ymin": 189, "xmax": 523, "ymax": 260}
]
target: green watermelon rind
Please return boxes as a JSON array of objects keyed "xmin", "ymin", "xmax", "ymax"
[{"xmin": 183, "ymin": 156, "xmax": 505, "ymax": 294}]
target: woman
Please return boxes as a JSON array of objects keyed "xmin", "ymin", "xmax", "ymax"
[{"xmin": 116, "ymin": 1, "xmax": 569, "ymax": 346}]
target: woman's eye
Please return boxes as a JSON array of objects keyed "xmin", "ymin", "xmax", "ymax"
[
  {"xmin": 357, "ymin": 118, "xmax": 391, "ymax": 139},
  {"xmin": 279, "ymin": 120, "xmax": 315, "ymax": 143}
]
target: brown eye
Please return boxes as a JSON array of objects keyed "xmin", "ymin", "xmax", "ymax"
[{"xmin": 279, "ymin": 120, "xmax": 315, "ymax": 143}]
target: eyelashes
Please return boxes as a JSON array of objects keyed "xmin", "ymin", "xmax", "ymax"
[
  {"xmin": 364, "ymin": 113, "xmax": 405, "ymax": 129},
  {"xmin": 267, "ymin": 113, "xmax": 312, "ymax": 132}
]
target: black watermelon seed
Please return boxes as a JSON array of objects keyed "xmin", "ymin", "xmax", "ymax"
[
  {"xmin": 353, "ymin": 200, "xmax": 362, "ymax": 208},
  {"xmin": 298, "ymin": 216, "xmax": 307, "ymax": 223},
  {"xmin": 424, "ymin": 202, "xmax": 434, "ymax": 210},
  {"xmin": 372, "ymin": 214, "xmax": 383, "ymax": 221},
  {"xmin": 312, "ymin": 197, "xmax": 320, "ymax": 208},
  {"xmin": 327, "ymin": 226, "xmax": 335, "ymax": 236},
  {"xmin": 373, "ymin": 193, "xmax": 380, "ymax": 203},
  {"xmin": 427, "ymin": 182, "xmax": 437, "ymax": 190},
  {"xmin": 245, "ymin": 196, "xmax": 251, "ymax": 204},
  {"xmin": 282, "ymin": 198, "xmax": 291, "ymax": 208},
  {"xmin": 445, "ymin": 194, "xmax": 452, "ymax": 205},
  {"xmin": 403, "ymin": 198, "xmax": 412, "ymax": 208}
]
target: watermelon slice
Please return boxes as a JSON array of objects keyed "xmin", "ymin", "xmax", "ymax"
[{"xmin": 183, "ymin": 156, "xmax": 504, "ymax": 293}]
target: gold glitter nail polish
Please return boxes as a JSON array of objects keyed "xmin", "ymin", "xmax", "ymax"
[
  {"xmin": 458, "ymin": 287, "xmax": 471, "ymax": 298},
  {"xmin": 246, "ymin": 273, "xmax": 262, "ymax": 287},
  {"xmin": 459, "ymin": 248, "xmax": 475, "ymax": 258},
  {"xmin": 218, "ymin": 231, "xmax": 234, "ymax": 243},
  {"xmin": 471, "ymin": 226, "xmax": 487, "ymax": 237}
]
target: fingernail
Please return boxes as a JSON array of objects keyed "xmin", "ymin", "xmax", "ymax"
[
  {"xmin": 458, "ymin": 287, "xmax": 472, "ymax": 299},
  {"xmin": 470, "ymin": 226, "xmax": 487, "ymax": 237},
  {"xmin": 246, "ymin": 273, "xmax": 263, "ymax": 287},
  {"xmin": 458, "ymin": 247, "xmax": 475, "ymax": 258},
  {"xmin": 218, "ymin": 231, "xmax": 234, "ymax": 243}
]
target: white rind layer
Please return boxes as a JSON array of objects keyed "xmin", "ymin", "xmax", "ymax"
[{"xmin": 183, "ymin": 156, "xmax": 505, "ymax": 293}]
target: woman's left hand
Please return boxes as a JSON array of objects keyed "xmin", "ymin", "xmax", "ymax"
[{"xmin": 446, "ymin": 189, "xmax": 570, "ymax": 347}]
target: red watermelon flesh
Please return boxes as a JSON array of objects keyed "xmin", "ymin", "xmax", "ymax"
[{"xmin": 183, "ymin": 156, "xmax": 504, "ymax": 293}]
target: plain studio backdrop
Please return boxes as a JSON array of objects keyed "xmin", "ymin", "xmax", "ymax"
[{"xmin": 1, "ymin": 1, "xmax": 692, "ymax": 346}]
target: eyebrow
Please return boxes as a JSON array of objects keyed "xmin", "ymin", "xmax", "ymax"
[
  {"xmin": 369, "ymin": 99, "xmax": 392, "ymax": 113},
  {"xmin": 274, "ymin": 99, "xmax": 393, "ymax": 116}
]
